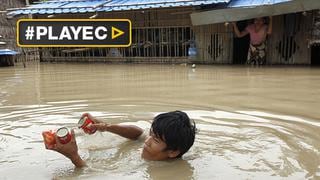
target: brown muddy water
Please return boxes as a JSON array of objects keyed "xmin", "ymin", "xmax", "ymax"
[{"xmin": 0, "ymin": 63, "xmax": 319, "ymax": 179}]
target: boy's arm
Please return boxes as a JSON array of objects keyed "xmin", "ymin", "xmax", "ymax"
[
  {"xmin": 93, "ymin": 123, "xmax": 144, "ymax": 140},
  {"xmin": 69, "ymin": 153, "xmax": 86, "ymax": 168},
  {"xmin": 82, "ymin": 113, "xmax": 144, "ymax": 140}
]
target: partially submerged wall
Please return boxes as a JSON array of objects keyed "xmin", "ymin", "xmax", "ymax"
[{"xmin": 28, "ymin": 7, "xmax": 316, "ymax": 65}]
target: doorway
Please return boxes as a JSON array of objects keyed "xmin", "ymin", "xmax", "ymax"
[
  {"xmin": 311, "ymin": 44, "xmax": 320, "ymax": 66},
  {"xmin": 232, "ymin": 20, "xmax": 250, "ymax": 64}
]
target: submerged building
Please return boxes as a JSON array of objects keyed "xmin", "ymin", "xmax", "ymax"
[
  {"xmin": 6, "ymin": 0, "xmax": 320, "ymax": 65},
  {"xmin": 0, "ymin": 0, "xmax": 39, "ymax": 66},
  {"xmin": 0, "ymin": 0, "xmax": 22, "ymax": 66}
]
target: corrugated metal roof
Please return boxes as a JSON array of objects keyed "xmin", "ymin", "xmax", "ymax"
[
  {"xmin": 228, "ymin": 0, "xmax": 291, "ymax": 8},
  {"xmin": 7, "ymin": 0, "xmax": 230, "ymax": 16},
  {"xmin": 0, "ymin": 49, "xmax": 19, "ymax": 56}
]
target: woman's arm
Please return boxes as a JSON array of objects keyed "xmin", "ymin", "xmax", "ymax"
[
  {"xmin": 267, "ymin": 16, "xmax": 273, "ymax": 35},
  {"xmin": 232, "ymin": 22, "xmax": 249, "ymax": 38},
  {"xmin": 82, "ymin": 113, "xmax": 144, "ymax": 140}
]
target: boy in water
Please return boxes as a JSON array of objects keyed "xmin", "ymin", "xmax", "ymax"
[{"xmin": 45, "ymin": 110, "xmax": 196, "ymax": 167}]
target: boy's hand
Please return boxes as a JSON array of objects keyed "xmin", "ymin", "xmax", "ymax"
[
  {"xmin": 44, "ymin": 129, "xmax": 86, "ymax": 167},
  {"xmin": 81, "ymin": 113, "xmax": 109, "ymax": 132},
  {"xmin": 46, "ymin": 129, "xmax": 79, "ymax": 159},
  {"xmin": 81, "ymin": 113, "xmax": 102, "ymax": 123}
]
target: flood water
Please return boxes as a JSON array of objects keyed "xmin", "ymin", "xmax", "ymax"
[{"xmin": 0, "ymin": 62, "xmax": 319, "ymax": 179}]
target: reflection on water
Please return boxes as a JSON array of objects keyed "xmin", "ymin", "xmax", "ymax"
[{"xmin": 0, "ymin": 63, "xmax": 320, "ymax": 179}]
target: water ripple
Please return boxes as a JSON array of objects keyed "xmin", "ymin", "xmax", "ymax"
[{"xmin": 0, "ymin": 91, "xmax": 318, "ymax": 179}]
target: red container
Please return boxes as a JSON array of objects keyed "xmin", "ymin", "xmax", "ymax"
[
  {"xmin": 42, "ymin": 130, "xmax": 56, "ymax": 147},
  {"xmin": 56, "ymin": 127, "xmax": 72, "ymax": 144},
  {"xmin": 78, "ymin": 116, "xmax": 97, "ymax": 134}
]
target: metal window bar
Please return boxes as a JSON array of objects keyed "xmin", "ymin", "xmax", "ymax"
[
  {"xmin": 278, "ymin": 35, "xmax": 297, "ymax": 63},
  {"xmin": 45, "ymin": 27, "xmax": 193, "ymax": 60}
]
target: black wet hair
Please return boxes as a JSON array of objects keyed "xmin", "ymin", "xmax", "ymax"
[{"xmin": 151, "ymin": 110, "xmax": 196, "ymax": 158}]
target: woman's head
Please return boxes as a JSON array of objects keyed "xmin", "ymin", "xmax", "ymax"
[{"xmin": 254, "ymin": 17, "xmax": 266, "ymax": 26}]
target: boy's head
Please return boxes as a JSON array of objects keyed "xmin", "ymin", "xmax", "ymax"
[{"xmin": 142, "ymin": 111, "xmax": 196, "ymax": 161}]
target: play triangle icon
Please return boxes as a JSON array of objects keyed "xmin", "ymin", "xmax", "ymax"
[{"xmin": 112, "ymin": 26, "xmax": 125, "ymax": 39}]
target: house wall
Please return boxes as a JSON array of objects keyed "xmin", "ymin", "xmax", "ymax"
[
  {"xmin": 193, "ymin": 13, "xmax": 314, "ymax": 65},
  {"xmin": 37, "ymin": 7, "xmax": 234, "ymax": 64},
  {"xmin": 37, "ymin": 7, "xmax": 195, "ymax": 63},
  {"xmin": 192, "ymin": 13, "xmax": 314, "ymax": 65},
  {"xmin": 192, "ymin": 23, "xmax": 233, "ymax": 64},
  {"xmin": 268, "ymin": 13, "xmax": 313, "ymax": 65},
  {"xmin": 34, "ymin": 8, "xmax": 314, "ymax": 65}
]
